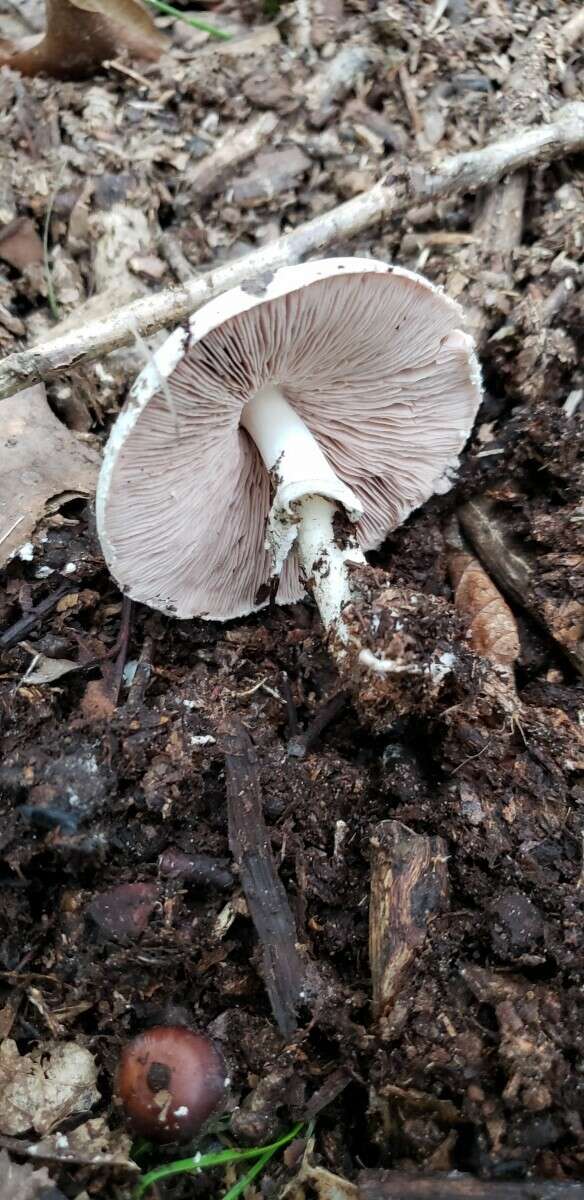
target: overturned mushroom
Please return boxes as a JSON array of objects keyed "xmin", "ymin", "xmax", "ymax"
[{"xmin": 97, "ymin": 258, "xmax": 481, "ymax": 651}]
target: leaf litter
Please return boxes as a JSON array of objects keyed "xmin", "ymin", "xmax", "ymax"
[
  {"xmin": 0, "ymin": 384, "xmax": 99, "ymax": 568},
  {"xmin": 0, "ymin": 1040, "xmax": 99, "ymax": 1135}
]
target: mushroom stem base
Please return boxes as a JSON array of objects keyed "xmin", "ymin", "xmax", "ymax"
[
  {"xmin": 241, "ymin": 383, "xmax": 366, "ymax": 636},
  {"xmin": 296, "ymin": 494, "xmax": 366, "ymax": 640}
]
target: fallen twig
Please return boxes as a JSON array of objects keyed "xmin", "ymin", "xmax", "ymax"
[
  {"xmin": 224, "ymin": 724, "xmax": 307, "ymax": 1038},
  {"xmin": 98, "ymin": 594, "xmax": 133, "ymax": 707},
  {"xmin": 287, "ymin": 689, "xmax": 349, "ymax": 759},
  {"xmin": 159, "ymin": 848, "xmax": 233, "ymax": 890},
  {"xmin": 369, "ymin": 820, "xmax": 448, "ymax": 1027},
  {"xmin": 1, "ymin": 103, "xmax": 584, "ymax": 401},
  {"xmin": 280, "ymin": 671, "xmax": 300, "ymax": 739},
  {"xmin": 358, "ymin": 1172, "xmax": 584, "ymax": 1200},
  {"xmin": 0, "ymin": 582, "xmax": 76, "ymax": 650}
]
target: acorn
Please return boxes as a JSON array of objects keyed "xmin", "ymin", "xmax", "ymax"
[{"xmin": 116, "ymin": 1025, "xmax": 227, "ymax": 1143}]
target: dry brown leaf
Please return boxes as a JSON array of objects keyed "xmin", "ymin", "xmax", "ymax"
[
  {"xmin": 34, "ymin": 1117, "xmax": 138, "ymax": 1171},
  {"xmin": 446, "ymin": 520, "xmax": 520, "ymax": 670},
  {"xmin": 0, "ymin": 385, "xmax": 100, "ymax": 569},
  {"xmin": 0, "ymin": 1040, "xmax": 99, "ymax": 1135},
  {"xmin": 0, "ymin": 1151, "xmax": 54, "ymax": 1200},
  {"xmin": 0, "ymin": 219, "xmax": 44, "ymax": 271},
  {"xmin": 0, "ymin": 0, "xmax": 164, "ymax": 80},
  {"xmin": 71, "ymin": 0, "xmax": 164, "ymax": 43}
]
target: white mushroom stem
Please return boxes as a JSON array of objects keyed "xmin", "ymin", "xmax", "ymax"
[
  {"xmin": 241, "ymin": 383, "xmax": 366, "ymax": 637},
  {"xmin": 296, "ymin": 494, "xmax": 365, "ymax": 636}
]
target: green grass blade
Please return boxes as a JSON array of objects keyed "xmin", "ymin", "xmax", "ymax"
[
  {"xmin": 145, "ymin": 0, "xmax": 232, "ymax": 40},
  {"xmin": 220, "ymin": 1146, "xmax": 274, "ymax": 1200},
  {"xmin": 135, "ymin": 1122, "xmax": 304, "ymax": 1197}
]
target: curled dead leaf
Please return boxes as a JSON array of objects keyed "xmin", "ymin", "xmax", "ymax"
[
  {"xmin": 0, "ymin": 0, "xmax": 164, "ymax": 80},
  {"xmin": 20, "ymin": 651, "xmax": 82, "ymax": 687},
  {"xmin": 0, "ymin": 1040, "xmax": 99, "ymax": 1135},
  {"xmin": 0, "ymin": 384, "xmax": 99, "ymax": 569},
  {"xmin": 446, "ymin": 519, "xmax": 520, "ymax": 670}
]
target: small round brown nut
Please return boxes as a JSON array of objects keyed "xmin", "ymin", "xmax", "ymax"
[{"xmin": 116, "ymin": 1025, "xmax": 227, "ymax": 1143}]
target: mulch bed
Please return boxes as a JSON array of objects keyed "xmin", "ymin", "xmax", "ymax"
[{"xmin": 0, "ymin": 0, "xmax": 583, "ymax": 1196}]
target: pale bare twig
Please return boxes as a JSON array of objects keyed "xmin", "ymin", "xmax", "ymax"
[{"xmin": 1, "ymin": 103, "xmax": 583, "ymax": 403}]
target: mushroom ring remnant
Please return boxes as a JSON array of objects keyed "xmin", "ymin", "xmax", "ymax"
[{"xmin": 97, "ymin": 258, "xmax": 482, "ymax": 643}]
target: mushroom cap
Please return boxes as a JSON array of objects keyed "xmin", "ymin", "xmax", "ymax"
[
  {"xmin": 116, "ymin": 1026, "xmax": 226, "ymax": 1143},
  {"xmin": 97, "ymin": 257, "xmax": 482, "ymax": 621}
]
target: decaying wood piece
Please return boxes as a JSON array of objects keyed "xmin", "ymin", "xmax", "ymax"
[
  {"xmin": 445, "ymin": 518, "xmax": 520, "ymax": 674},
  {"xmin": 358, "ymin": 1171, "xmax": 584, "ymax": 1200},
  {"xmin": 287, "ymin": 690, "xmax": 349, "ymax": 759},
  {"xmin": 305, "ymin": 44, "xmax": 380, "ymax": 128},
  {"xmin": 187, "ymin": 113, "xmax": 279, "ymax": 199},
  {"xmin": 2, "ymin": 104, "xmax": 584, "ymax": 401},
  {"xmin": 224, "ymin": 725, "xmax": 307, "ymax": 1038},
  {"xmin": 231, "ymin": 146, "xmax": 312, "ymax": 208},
  {"xmin": 369, "ymin": 821, "xmax": 448, "ymax": 1025},
  {"xmin": 158, "ymin": 231, "xmax": 195, "ymax": 283},
  {"xmin": 459, "ymin": 497, "xmax": 584, "ymax": 678},
  {"xmin": 452, "ymin": 20, "xmax": 553, "ymax": 345}
]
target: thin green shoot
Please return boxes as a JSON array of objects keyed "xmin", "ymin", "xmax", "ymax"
[
  {"xmin": 130, "ymin": 1137, "xmax": 153, "ymax": 1164},
  {"xmin": 42, "ymin": 171, "xmax": 64, "ymax": 322},
  {"xmin": 134, "ymin": 1121, "xmax": 304, "ymax": 1198},
  {"xmin": 221, "ymin": 1145, "xmax": 274, "ymax": 1200},
  {"xmin": 144, "ymin": 0, "xmax": 232, "ymax": 40}
]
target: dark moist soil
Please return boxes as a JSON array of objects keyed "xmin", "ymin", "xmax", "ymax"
[{"xmin": 1, "ymin": 0, "xmax": 584, "ymax": 1196}]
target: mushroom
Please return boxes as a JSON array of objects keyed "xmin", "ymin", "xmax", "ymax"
[
  {"xmin": 97, "ymin": 258, "xmax": 481, "ymax": 650},
  {"xmin": 116, "ymin": 1026, "xmax": 227, "ymax": 1143}
]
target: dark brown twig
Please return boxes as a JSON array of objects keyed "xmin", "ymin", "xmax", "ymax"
[
  {"xmin": 280, "ymin": 671, "xmax": 300, "ymax": 738},
  {"xmin": 0, "ymin": 581, "xmax": 76, "ymax": 651},
  {"xmin": 369, "ymin": 821, "xmax": 449, "ymax": 1024},
  {"xmin": 304, "ymin": 1068, "xmax": 352, "ymax": 1121},
  {"xmin": 224, "ymin": 724, "xmax": 307, "ymax": 1038},
  {"xmin": 98, "ymin": 595, "xmax": 133, "ymax": 707},
  {"xmin": 158, "ymin": 848, "xmax": 233, "ymax": 891},
  {"xmin": 358, "ymin": 1172, "xmax": 584, "ymax": 1200},
  {"xmin": 126, "ymin": 635, "xmax": 153, "ymax": 709},
  {"xmin": 287, "ymin": 689, "xmax": 349, "ymax": 758}
]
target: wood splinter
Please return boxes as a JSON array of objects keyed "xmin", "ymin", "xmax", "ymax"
[
  {"xmin": 224, "ymin": 724, "xmax": 307, "ymax": 1039},
  {"xmin": 369, "ymin": 820, "xmax": 449, "ymax": 1025}
]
